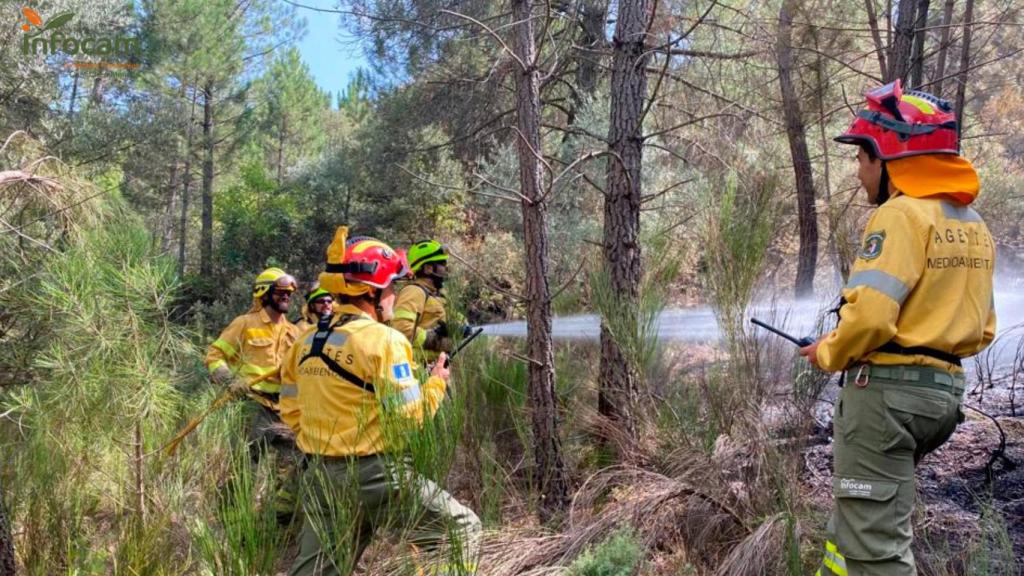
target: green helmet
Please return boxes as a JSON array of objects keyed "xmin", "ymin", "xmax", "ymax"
[
  {"xmin": 306, "ymin": 287, "xmax": 331, "ymax": 304},
  {"xmin": 408, "ymin": 240, "xmax": 448, "ymax": 274}
]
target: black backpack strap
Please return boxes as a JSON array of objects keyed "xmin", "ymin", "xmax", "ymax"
[{"xmin": 299, "ymin": 314, "xmax": 377, "ymax": 394}]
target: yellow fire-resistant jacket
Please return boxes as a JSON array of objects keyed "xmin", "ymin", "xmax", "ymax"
[
  {"xmin": 391, "ymin": 279, "xmax": 447, "ymax": 354},
  {"xmin": 817, "ymin": 194, "xmax": 996, "ymax": 373},
  {"xmin": 278, "ymin": 304, "xmax": 447, "ymax": 457},
  {"xmin": 295, "ymin": 304, "xmax": 319, "ymax": 334},
  {"xmin": 205, "ymin": 308, "xmax": 299, "ymax": 406}
]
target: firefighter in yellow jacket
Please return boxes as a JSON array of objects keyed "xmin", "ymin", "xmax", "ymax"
[
  {"xmin": 205, "ymin": 267, "xmax": 301, "ymax": 520},
  {"xmin": 800, "ymin": 80, "xmax": 996, "ymax": 575},
  {"xmin": 296, "ymin": 286, "xmax": 334, "ymax": 333},
  {"xmin": 392, "ymin": 240, "xmax": 458, "ymax": 361},
  {"xmin": 280, "ymin": 228, "xmax": 480, "ymax": 576}
]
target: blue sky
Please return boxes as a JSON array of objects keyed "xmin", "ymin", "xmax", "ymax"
[{"xmin": 293, "ymin": 1, "xmax": 368, "ymax": 103}]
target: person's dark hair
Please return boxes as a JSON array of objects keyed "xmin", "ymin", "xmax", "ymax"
[{"xmin": 859, "ymin": 142, "xmax": 878, "ymax": 161}]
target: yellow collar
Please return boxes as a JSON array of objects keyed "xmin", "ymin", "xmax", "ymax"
[{"xmin": 258, "ymin": 307, "xmax": 273, "ymax": 324}]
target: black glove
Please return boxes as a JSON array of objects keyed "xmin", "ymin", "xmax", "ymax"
[
  {"xmin": 434, "ymin": 321, "xmax": 449, "ymax": 338},
  {"xmin": 424, "ymin": 323, "xmax": 454, "ymax": 352}
]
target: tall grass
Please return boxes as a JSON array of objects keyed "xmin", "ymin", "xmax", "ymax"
[
  {"xmin": 588, "ymin": 233, "xmax": 681, "ymax": 387},
  {"xmin": 192, "ymin": 446, "xmax": 286, "ymax": 575},
  {"xmin": 701, "ymin": 171, "xmax": 779, "ymax": 353}
]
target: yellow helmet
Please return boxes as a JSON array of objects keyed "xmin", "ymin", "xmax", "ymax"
[{"xmin": 253, "ymin": 267, "xmax": 296, "ymax": 299}]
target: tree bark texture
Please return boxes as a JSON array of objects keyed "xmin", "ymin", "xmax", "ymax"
[
  {"xmin": 864, "ymin": 0, "xmax": 889, "ymax": 77},
  {"xmin": 954, "ymin": 0, "xmax": 974, "ymax": 135},
  {"xmin": 178, "ymin": 84, "xmax": 199, "ymax": 279},
  {"xmin": 909, "ymin": 0, "xmax": 932, "ymax": 88},
  {"xmin": 0, "ymin": 475, "xmax": 14, "ymax": 576},
  {"xmin": 933, "ymin": 0, "xmax": 957, "ymax": 98},
  {"xmin": 510, "ymin": 0, "xmax": 569, "ymax": 524},
  {"xmin": 777, "ymin": 0, "xmax": 819, "ymax": 299},
  {"xmin": 162, "ymin": 158, "xmax": 180, "ymax": 254},
  {"xmin": 575, "ymin": 0, "xmax": 607, "ymax": 99},
  {"xmin": 598, "ymin": 0, "xmax": 651, "ymax": 451},
  {"xmin": 888, "ymin": 0, "xmax": 918, "ymax": 82},
  {"xmin": 201, "ymin": 81, "xmax": 215, "ymax": 278}
]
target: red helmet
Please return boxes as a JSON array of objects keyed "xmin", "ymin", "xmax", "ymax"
[
  {"xmin": 835, "ymin": 80, "xmax": 959, "ymax": 160},
  {"xmin": 333, "ymin": 237, "xmax": 408, "ymax": 291},
  {"xmin": 319, "ymin": 227, "xmax": 409, "ymax": 296}
]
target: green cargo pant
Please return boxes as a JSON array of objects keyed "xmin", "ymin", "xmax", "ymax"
[
  {"xmin": 289, "ymin": 454, "xmax": 482, "ymax": 576},
  {"xmin": 247, "ymin": 402, "xmax": 302, "ymax": 523},
  {"xmin": 817, "ymin": 364, "xmax": 964, "ymax": 576}
]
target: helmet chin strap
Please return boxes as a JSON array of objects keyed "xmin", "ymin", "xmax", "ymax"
[
  {"xmin": 372, "ymin": 289, "xmax": 384, "ymax": 322},
  {"xmin": 875, "ymin": 162, "xmax": 891, "ymax": 206}
]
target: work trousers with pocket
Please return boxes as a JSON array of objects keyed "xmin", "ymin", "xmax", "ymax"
[{"xmin": 817, "ymin": 364, "xmax": 964, "ymax": 576}]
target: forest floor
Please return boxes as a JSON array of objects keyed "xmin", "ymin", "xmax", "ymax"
[{"xmin": 269, "ymin": 356, "xmax": 1023, "ymax": 575}]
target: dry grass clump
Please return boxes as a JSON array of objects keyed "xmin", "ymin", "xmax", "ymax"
[{"xmin": 476, "ymin": 465, "xmax": 748, "ymax": 575}]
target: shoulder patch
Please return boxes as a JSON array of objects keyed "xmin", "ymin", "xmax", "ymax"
[
  {"xmin": 391, "ymin": 362, "xmax": 414, "ymax": 383},
  {"xmin": 860, "ymin": 231, "xmax": 886, "ymax": 261}
]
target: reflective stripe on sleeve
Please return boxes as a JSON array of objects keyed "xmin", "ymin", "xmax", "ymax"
[
  {"xmin": 251, "ymin": 380, "xmax": 282, "ymax": 394},
  {"xmin": 393, "ymin": 309, "xmax": 418, "ymax": 322},
  {"xmin": 941, "ymin": 201, "xmax": 983, "ymax": 222},
  {"xmin": 400, "ymin": 385, "xmax": 422, "ymax": 405},
  {"xmin": 845, "ymin": 269, "xmax": 911, "ymax": 304},
  {"xmin": 280, "ymin": 384, "xmax": 298, "ymax": 398},
  {"xmin": 239, "ymin": 363, "xmax": 276, "ymax": 377},
  {"xmin": 211, "ymin": 338, "xmax": 238, "ymax": 358}
]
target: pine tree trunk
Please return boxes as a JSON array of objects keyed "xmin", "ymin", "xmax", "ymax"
[
  {"xmin": 598, "ymin": 0, "xmax": 650, "ymax": 452},
  {"xmin": 954, "ymin": 0, "xmax": 975, "ymax": 133},
  {"xmin": 0, "ymin": 469, "xmax": 13, "ymax": 573},
  {"xmin": 89, "ymin": 73, "xmax": 106, "ymax": 106},
  {"xmin": 888, "ymin": 0, "xmax": 918, "ymax": 81},
  {"xmin": 909, "ymin": 0, "xmax": 932, "ymax": 88},
  {"xmin": 575, "ymin": 0, "xmax": 607, "ymax": 99},
  {"xmin": 777, "ymin": 0, "xmax": 818, "ymax": 298},
  {"xmin": 864, "ymin": 0, "xmax": 889, "ymax": 77},
  {"xmin": 200, "ymin": 81, "xmax": 215, "ymax": 278},
  {"xmin": 162, "ymin": 159, "xmax": 180, "ymax": 254},
  {"xmin": 932, "ymin": 0, "xmax": 956, "ymax": 97},
  {"xmin": 0, "ymin": 477, "xmax": 13, "ymax": 576},
  {"xmin": 68, "ymin": 69, "xmax": 79, "ymax": 117},
  {"xmin": 511, "ymin": 0, "xmax": 569, "ymax": 524},
  {"xmin": 178, "ymin": 84, "xmax": 200, "ymax": 279}
]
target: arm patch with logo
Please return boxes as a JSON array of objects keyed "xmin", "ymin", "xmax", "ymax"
[
  {"xmin": 860, "ymin": 231, "xmax": 886, "ymax": 261},
  {"xmin": 391, "ymin": 362, "xmax": 414, "ymax": 384}
]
